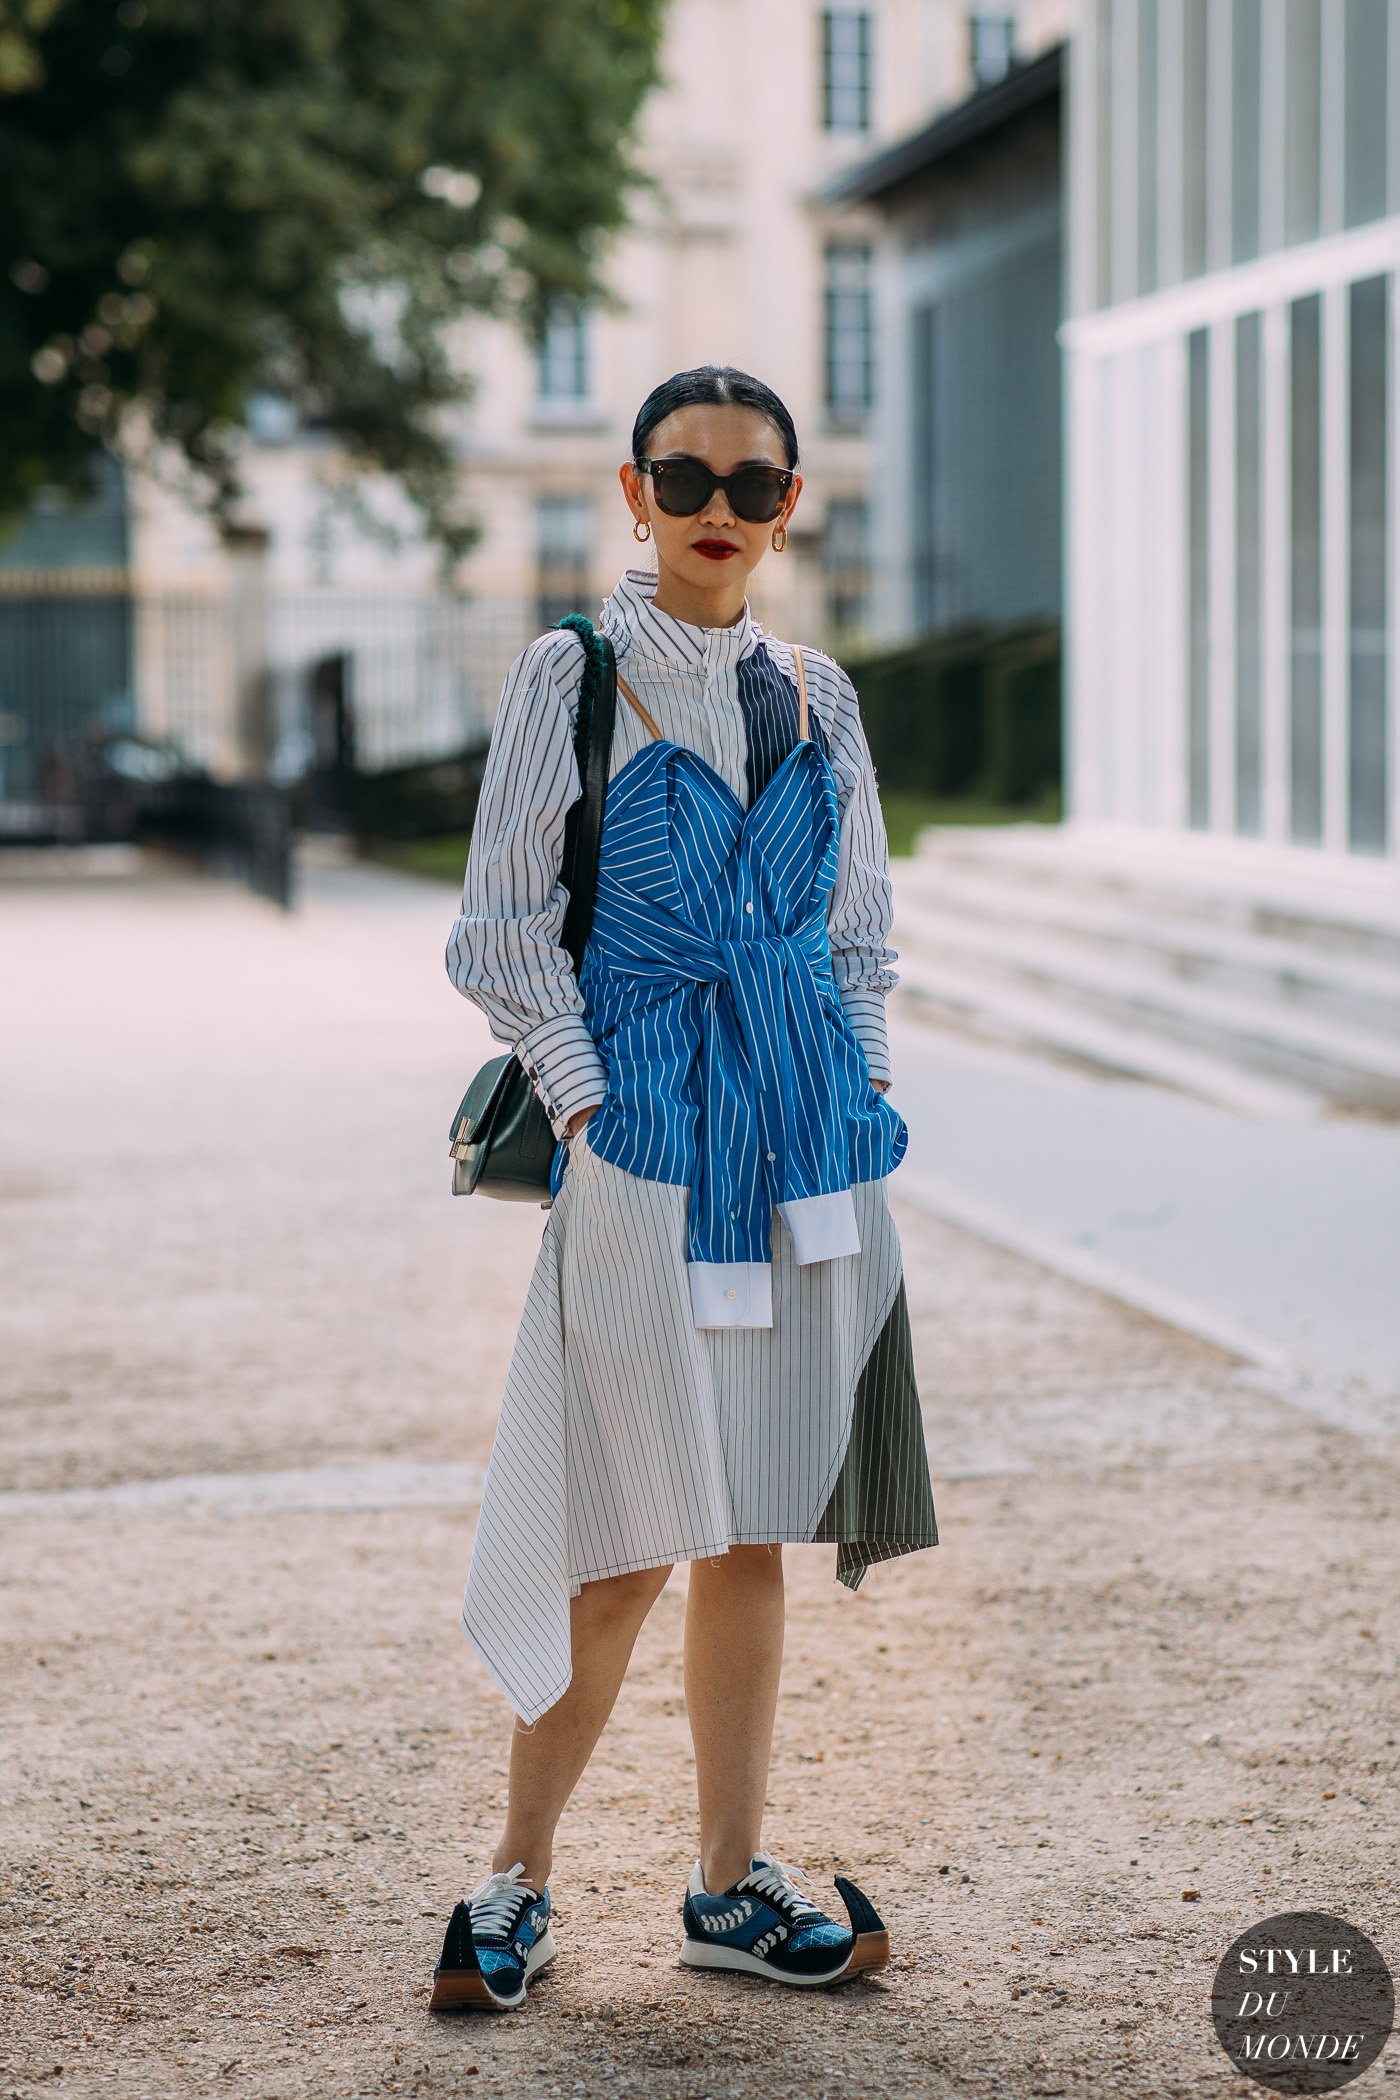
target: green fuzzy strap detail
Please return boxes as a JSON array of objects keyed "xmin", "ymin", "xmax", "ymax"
[{"xmin": 556, "ymin": 612, "xmax": 608, "ymax": 772}]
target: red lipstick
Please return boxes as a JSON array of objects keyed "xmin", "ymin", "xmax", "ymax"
[{"xmin": 693, "ymin": 538, "xmax": 739, "ymax": 561}]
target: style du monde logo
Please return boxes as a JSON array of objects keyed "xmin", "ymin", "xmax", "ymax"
[{"xmin": 1211, "ymin": 1912, "xmax": 1394, "ymax": 2093}]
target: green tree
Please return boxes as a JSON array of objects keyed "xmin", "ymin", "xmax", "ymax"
[{"xmin": 0, "ymin": 0, "xmax": 663, "ymax": 556}]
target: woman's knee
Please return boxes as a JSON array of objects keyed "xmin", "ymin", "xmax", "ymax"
[
  {"xmin": 574, "ymin": 1562, "xmax": 673, "ymax": 1627},
  {"xmin": 692, "ymin": 1542, "xmax": 784, "ymax": 1585}
]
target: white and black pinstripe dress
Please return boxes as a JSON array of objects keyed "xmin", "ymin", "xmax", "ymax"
[{"xmin": 447, "ymin": 570, "xmax": 936, "ymax": 1723}]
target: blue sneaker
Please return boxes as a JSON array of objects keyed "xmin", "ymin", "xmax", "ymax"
[
  {"xmin": 680, "ymin": 1851, "xmax": 889, "ymax": 1987},
  {"xmin": 428, "ymin": 1862, "xmax": 555, "ymax": 2012}
]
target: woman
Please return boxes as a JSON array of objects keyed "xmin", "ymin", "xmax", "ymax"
[{"xmin": 438, "ymin": 366, "xmax": 937, "ymax": 2011}]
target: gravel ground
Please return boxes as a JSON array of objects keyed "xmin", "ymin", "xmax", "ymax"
[{"xmin": 2, "ymin": 856, "xmax": 1396, "ymax": 2100}]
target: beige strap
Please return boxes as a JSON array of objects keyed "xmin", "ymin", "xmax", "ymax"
[
  {"xmin": 616, "ymin": 670, "xmax": 663, "ymax": 740},
  {"xmin": 617, "ymin": 655, "xmax": 810, "ymax": 743},
  {"xmin": 791, "ymin": 644, "xmax": 810, "ymax": 740}
]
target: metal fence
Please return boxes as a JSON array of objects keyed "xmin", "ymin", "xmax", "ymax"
[
  {"xmin": 267, "ymin": 589, "xmax": 529, "ymax": 775},
  {"xmin": 0, "ymin": 576, "xmax": 531, "ymax": 838}
]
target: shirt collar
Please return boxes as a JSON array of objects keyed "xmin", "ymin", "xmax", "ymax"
[{"xmin": 600, "ymin": 567, "xmax": 762, "ymax": 674}]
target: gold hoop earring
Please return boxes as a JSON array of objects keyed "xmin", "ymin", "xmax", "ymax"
[
  {"xmin": 633, "ymin": 518, "xmax": 651, "ymax": 543},
  {"xmin": 771, "ymin": 524, "xmax": 788, "ymax": 553}
]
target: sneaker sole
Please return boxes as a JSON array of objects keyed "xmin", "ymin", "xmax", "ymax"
[
  {"xmin": 428, "ymin": 1928, "xmax": 556, "ymax": 2012},
  {"xmin": 678, "ymin": 1928, "xmax": 889, "ymax": 1987}
]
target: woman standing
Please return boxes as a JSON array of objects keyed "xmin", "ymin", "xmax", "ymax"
[{"xmin": 439, "ymin": 366, "xmax": 937, "ymax": 2011}]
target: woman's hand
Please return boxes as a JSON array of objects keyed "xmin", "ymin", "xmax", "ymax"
[
  {"xmin": 872, "ymin": 1079, "xmax": 890, "ymax": 1095},
  {"xmin": 567, "ymin": 1105, "xmax": 601, "ymax": 1139}
]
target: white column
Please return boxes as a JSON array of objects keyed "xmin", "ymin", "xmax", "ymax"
[
  {"xmin": 1109, "ymin": 348, "xmax": 1144, "ymax": 821},
  {"xmin": 1158, "ymin": 331, "xmax": 1189, "ymax": 830},
  {"xmin": 1134, "ymin": 340, "xmax": 1164, "ymax": 825},
  {"xmin": 1067, "ymin": 346, "xmax": 1104, "ymax": 820},
  {"xmin": 1390, "ymin": 269, "xmax": 1400, "ymax": 862},
  {"xmin": 1322, "ymin": 281, "xmax": 1349, "ymax": 853},
  {"xmin": 1098, "ymin": 349, "xmax": 1123, "ymax": 817},
  {"xmin": 1209, "ymin": 317, "xmax": 1237, "ymax": 832}
]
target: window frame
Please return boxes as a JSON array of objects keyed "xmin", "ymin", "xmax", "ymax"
[
  {"xmin": 535, "ymin": 299, "xmax": 591, "ymax": 407},
  {"xmin": 823, "ymin": 239, "xmax": 876, "ymax": 426},
  {"xmin": 821, "ymin": 8, "xmax": 873, "ymax": 135}
]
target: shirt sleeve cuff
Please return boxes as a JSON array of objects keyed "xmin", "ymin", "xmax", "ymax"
[
  {"xmin": 838, "ymin": 984, "xmax": 892, "ymax": 1087},
  {"xmin": 515, "ymin": 1012, "xmax": 608, "ymax": 1140}
]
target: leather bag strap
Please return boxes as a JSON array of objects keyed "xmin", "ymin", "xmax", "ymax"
[
  {"xmin": 617, "ymin": 647, "xmax": 811, "ymax": 743},
  {"xmin": 556, "ymin": 616, "xmax": 618, "ymax": 974},
  {"xmin": 616, "ymin": 670, "xmax": 663, "ymax": 739},
  {"xmin": 791, "ymin": 643, "xmax": 810, "ymax": 740}
]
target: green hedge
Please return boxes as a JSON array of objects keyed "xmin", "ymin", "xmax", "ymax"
[
  {"xmin": 844, "ymin": 621, "xmax": 1062, "ymax": 807},
  {"xmin": 306, "ymin": 741, "xmax": 489, "ymax": 846}
]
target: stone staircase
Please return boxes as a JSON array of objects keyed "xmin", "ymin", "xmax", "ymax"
[{"xmin": 889, "ymin": 824, "xmax": 1400, "ymax": 1119}]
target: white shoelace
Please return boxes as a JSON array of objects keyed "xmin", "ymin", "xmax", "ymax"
[
  {"xmin": 740, "ymin": 1855, "xmax": 825, "ymax": 1926},
  {"xmin": 468, "ymin": 1861, "xmax": 536, "ymax": 1939}
]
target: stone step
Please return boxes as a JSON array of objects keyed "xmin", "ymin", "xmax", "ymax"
[
  {"xmin": 911, "ymin": 824, "xmax": 1400, "ymax": 970},
  {"xmin": 891, "ymin": 899, "xmax": 1400, "ymax": 1115},
  {"xmin": 889, "ymin": 958, "xmax": 1323, "ymax": 1123},
  {"xmin": 894, "ymin": 858, "xmax": 1400, "ymax": 1038}
]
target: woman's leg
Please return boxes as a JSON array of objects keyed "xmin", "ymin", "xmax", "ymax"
[
  {"xmin": 491, "ymin": 1562, "xmax": 672, "ymax": 1888},
  {"xmin": 683, "ymin": 1544, "xmax": 786, "ymax": 1893}
]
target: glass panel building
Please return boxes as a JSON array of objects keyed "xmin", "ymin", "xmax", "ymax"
[{"xmin": 1066, "ymin": 0, "xmax": 1399, "ymax": 862}]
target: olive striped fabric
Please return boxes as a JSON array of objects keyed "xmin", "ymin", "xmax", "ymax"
[{"xmin": 813, "ymin": 1276, "xmax": 939, "ymax": 1587}]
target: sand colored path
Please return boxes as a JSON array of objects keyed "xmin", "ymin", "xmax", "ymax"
[{"xmin": 2, "ymin": 858, "xmax": 1395, "ymax": 2099}]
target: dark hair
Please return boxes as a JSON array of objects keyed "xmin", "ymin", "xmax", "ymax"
[{"xmin": 631, "ymin": 365, "xmax": 800, "ymax": 469}]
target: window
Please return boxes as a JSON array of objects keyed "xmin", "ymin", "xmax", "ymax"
[
  {"xmin": 824, "ymin": 498, "xmax": 870, "ymax": 638},
  {"xmin": 1343, "ymin": 0, "xmax": 1389, "ymax": 230},
  {"xmin": 1181, "ymin": 0, "xmax": 1209, "ymax": 281},
  {"xmin": 1283, "ymin": 0, "xmax": 1322, "ymax": 247},
  {"xmin": 1349, "ymin": 275, "xmax": 1389, "ymax": 853},
  {"xmin": 535, "ymin": 495, "xmax": 595, "ymax": 632},
  {"xmin": 969, "ymin": 11, "xmax": 1017, "ymax": 89},
  {"xmin": 821, "ymin": 10, "xmax": 872, "ymax": 132},
  {"xmin": 1235, "ymin": 312, "xmax": 1263, "ymax": 836},
  {"xmin": 1231, "ymin": 0, "xmax": 1262, "ymax": 264},
  {"xmin": 1289, "ymin": 294, "xmax": 1324, "ymax": 845},
  {"xmin": 536, "ymin": 300, "xmax": 590, "ymax": 403},
  {"xmin": 824, "ymin": 243, "xmax": 874, "ymax": 423}
]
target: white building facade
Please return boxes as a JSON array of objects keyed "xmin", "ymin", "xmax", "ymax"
[
  {"xmin": 1065, "ymin": 0, "xmax": 1400, "ymax": 870},
  {"xmin": 442, "ymin": 0, "xmax": 1053, "ymax": 659}
]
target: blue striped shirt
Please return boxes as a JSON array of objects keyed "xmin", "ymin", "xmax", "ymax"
[
  {"xmin": 446, "ymin": 570, "xmax": 902, "ymax": 1151},
  {"xmin": 566, "ymin": 698, "xmax": 906, "ymax": 1325}
]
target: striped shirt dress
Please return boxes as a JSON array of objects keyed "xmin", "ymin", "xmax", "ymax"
[{"xmin": 447, "ymin": 569, "xmax": 937, "ymax": 1723}]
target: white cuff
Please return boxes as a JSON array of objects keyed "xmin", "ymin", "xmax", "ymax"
[
  {"xmin": 515, "ymin": 1012, "xmax": 607, "ymax": 1141},
  {"xmin": 778, "ymin": 1189, "xmax": 861, "ymax": 1264},
  {"xmin": 688, "ymin": 1261, "xmax": 773, "ymax": 1328}
]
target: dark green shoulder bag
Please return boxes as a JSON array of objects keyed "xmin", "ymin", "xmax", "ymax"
[{"xmin": 448, "ymin": 615, "xmax": 618, "ymax": 1204}]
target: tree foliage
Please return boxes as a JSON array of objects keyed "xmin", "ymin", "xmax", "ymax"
[{"xmin": 0, "ymin": 0, "xmax": 663, "ymax": 553}]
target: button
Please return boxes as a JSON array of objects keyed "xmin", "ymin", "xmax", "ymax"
[
  {"xmin": 744, "ymin": 900, "xmax": 754, "ymax": 914},
  {"xmin": 724, "ymin": 1287, "xmax": 737, "ymax": 1301},
  {"xmin": 766, "ymin": 1150, "xmax": 776, "ymax": 1162}
]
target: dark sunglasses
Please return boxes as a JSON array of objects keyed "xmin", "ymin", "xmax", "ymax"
[{"xmin": 634, "ymin": 454, "xmax": 795, "ymax": 524}]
